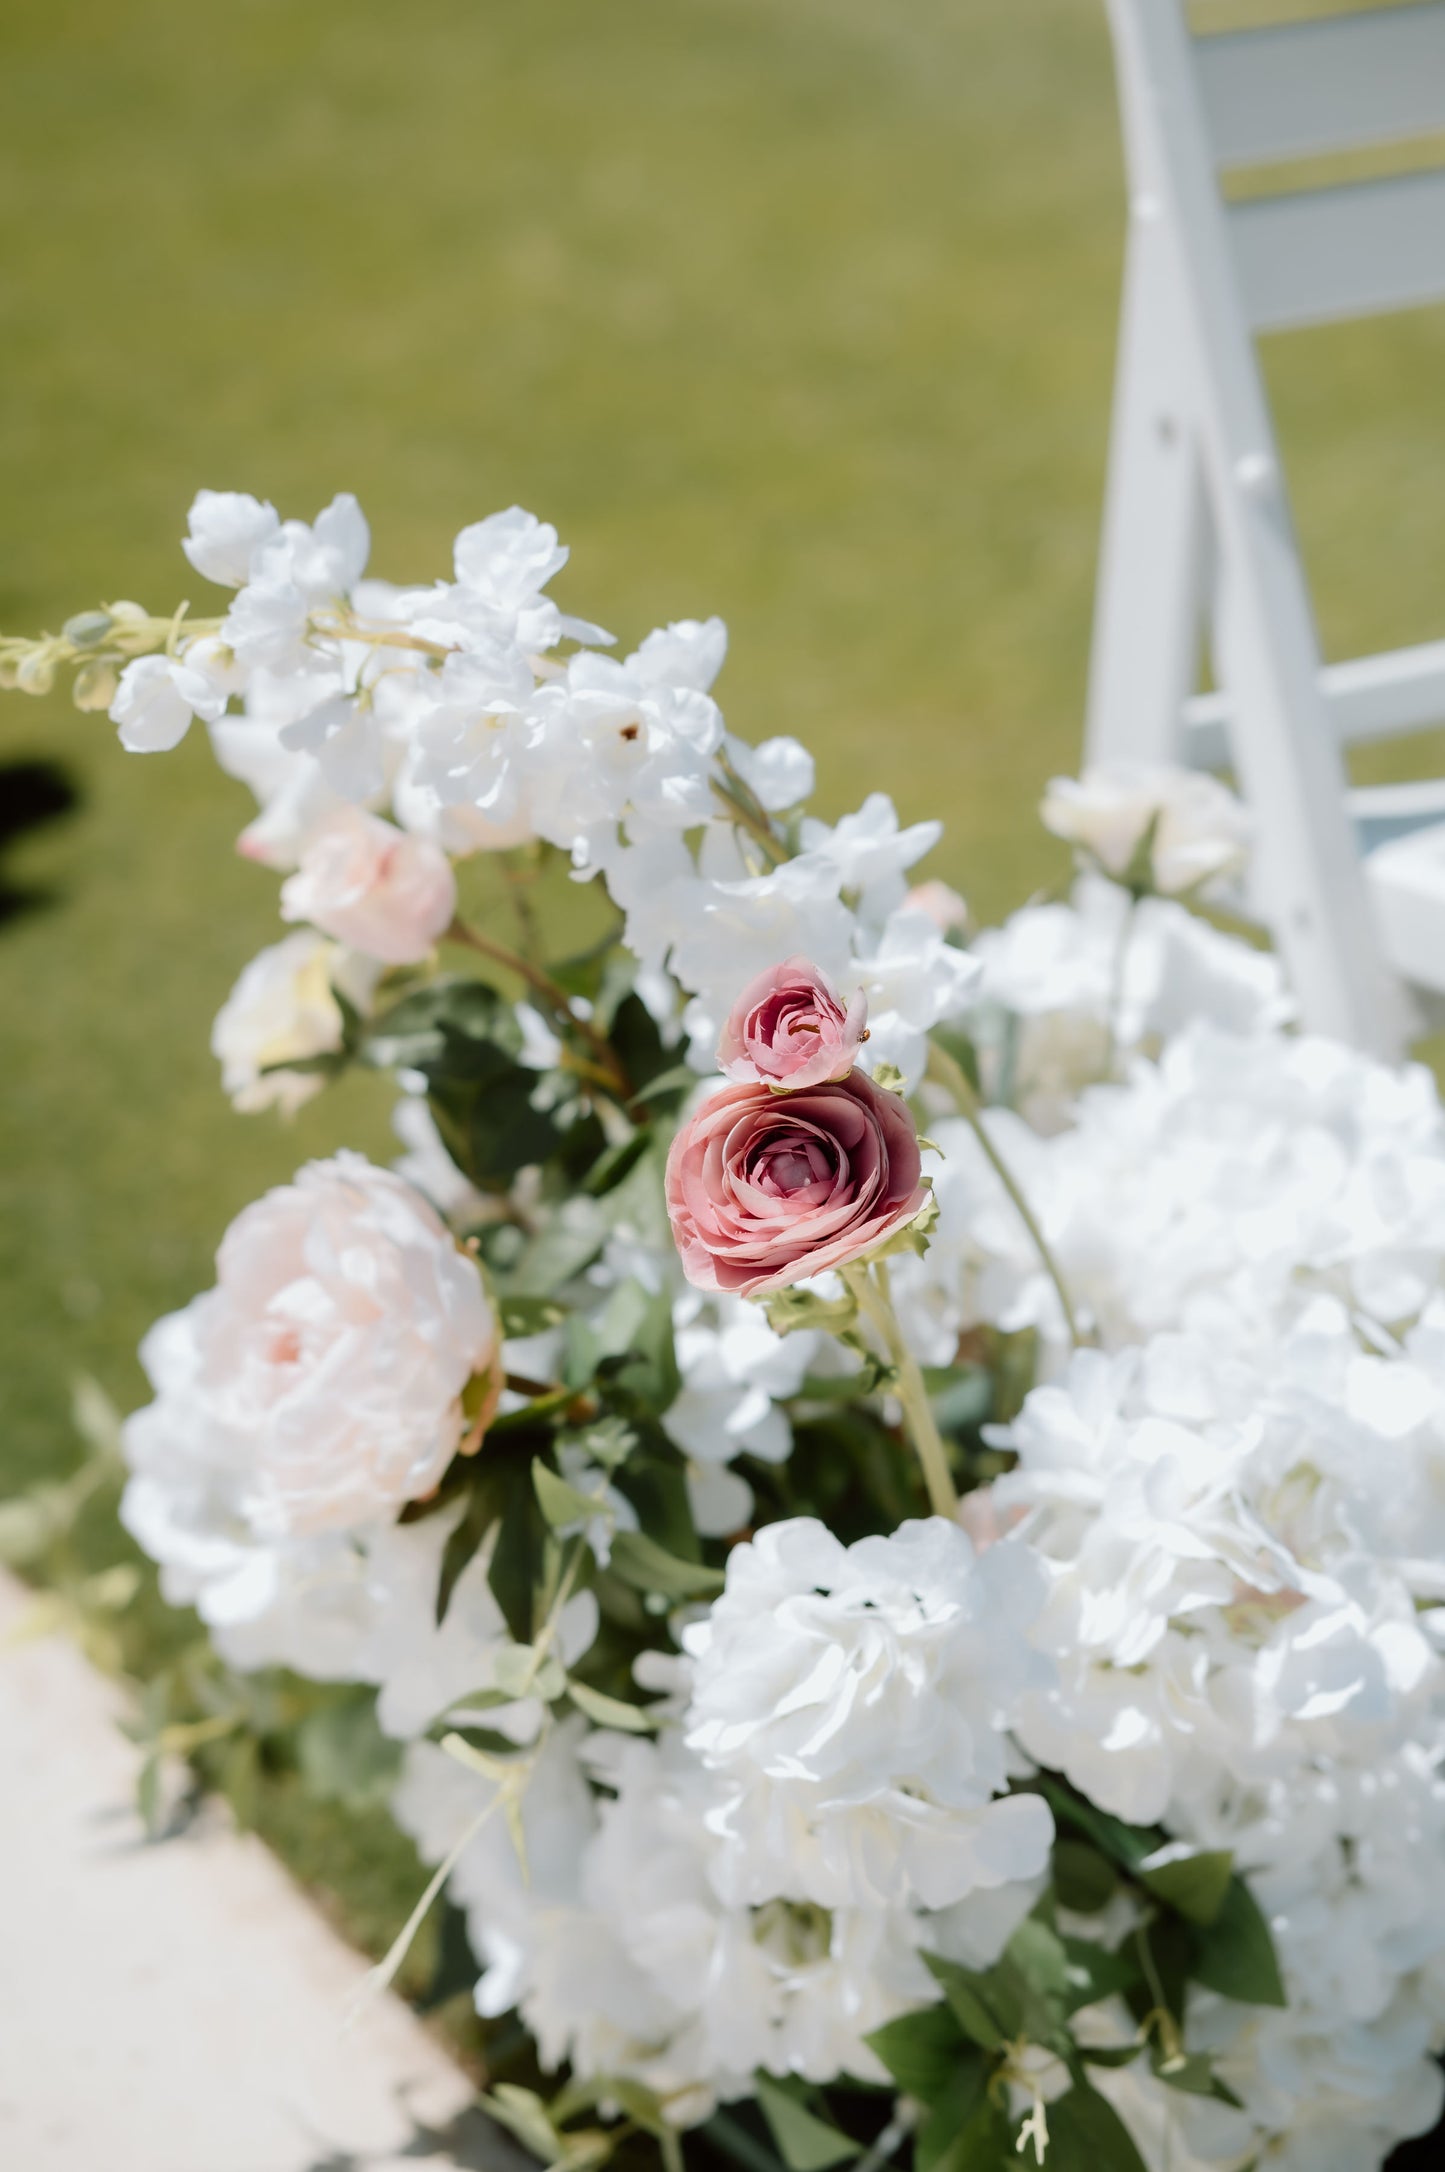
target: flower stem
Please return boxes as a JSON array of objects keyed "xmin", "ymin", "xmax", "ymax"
[
  {"xmin": 925, "ymin": 1039, "xmax": 1084, "ymax": 1350},
  {"xmin": 1105, "ymin": 892, "xmax": 1138, "ymax": 1072},
  {"xmin": 445, "ymin": 916, "xmax": 633, "ymax": 1101},
  {"xmin": 848, "ymin": 1258, "xmax": 958, "ymax": 1520}
]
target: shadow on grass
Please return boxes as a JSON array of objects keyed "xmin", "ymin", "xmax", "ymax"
[{"xmin": 0, "ymin": 757, "xmax": 80, "ymax": 926}]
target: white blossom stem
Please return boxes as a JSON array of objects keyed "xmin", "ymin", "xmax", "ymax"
[
  {"xmin": 850, "ymin": 1258, "xmax": 959, "ymax": 1520},
  {"xmin": 925, "ymin": 1039, "xmax": 1084, "ymax": 1349}
]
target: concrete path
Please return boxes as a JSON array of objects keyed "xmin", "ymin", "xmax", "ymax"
[{"xmin": 0, "ymin": 1568, "xmax": 524, "ymax": 2172}]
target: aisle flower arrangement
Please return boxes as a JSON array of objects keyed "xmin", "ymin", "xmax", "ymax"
[{"xmin": 7, "ymin": 491, "xmax": 1445, "ymax": 2172}]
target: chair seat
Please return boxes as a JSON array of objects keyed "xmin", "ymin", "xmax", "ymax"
[{"xmin": 1364, "ymin": 820, "xmax": 1445, "ymax": 995}]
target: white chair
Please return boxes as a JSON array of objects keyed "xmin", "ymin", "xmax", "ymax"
[{"xmin": 1086, "ymin": 0, "xmax": 1445, "ymax": 1058}]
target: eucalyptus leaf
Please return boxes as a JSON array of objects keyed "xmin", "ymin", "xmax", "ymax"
[
  {"xmin": 566, "ymin": 1680, "xmax": 659, "ymax": 1733},
  {"xmin": 606, "ymin": 1530, "xmax": 725, "ymax": 1600}
]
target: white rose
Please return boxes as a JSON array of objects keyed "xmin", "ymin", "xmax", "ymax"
[
  {"xmin": 211, "ymin": 931, "xmax": 379, "ymax": 1114},
  {"xmin": 1041, "ymin": 763, "xmax": 1250, "ymax": 898},
  {"xmin": 123, "ymin": 1152, "xmax": 497, "ymax": 1539},
  {"xmin": 279, "ymin": 805, "xmax": 457, "ymax": 963}
]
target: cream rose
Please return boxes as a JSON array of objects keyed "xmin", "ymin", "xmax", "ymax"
[
  {"xmin": 1040, "ymin": 763, "xmax": 1250, "ymax": 898},
  {"xmin": 211, "ymin": 932, "xmax": 379, "ymax": 1114},
  {"xmin": 122, "ymin": 1153, "xmax": 497, "ymax": 1539}
]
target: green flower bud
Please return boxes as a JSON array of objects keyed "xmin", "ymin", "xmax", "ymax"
[
  {"xmin": 73, "ymin": 658, "xmax": 121, "ymax": 711},
  {"xmin": 16, "ymin": 650, "xmax": 56, "ymax": 696},
  {"xmin": 63, "ymin": 610, "xmax": 114, "ymax": 649}
]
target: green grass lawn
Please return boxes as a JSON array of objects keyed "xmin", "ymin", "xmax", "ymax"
[{"xmin": 2, "ymin": 0, "xmax": 1443, "ymax": 2004}]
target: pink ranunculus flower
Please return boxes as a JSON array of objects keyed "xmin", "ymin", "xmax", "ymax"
[
  {"xmin": 279, "ymin": 806, "xmax": 457, "ymax": 964},
  {"xmin": 121, "ymin": 1152, "xmax": 498, "ymax": 1542},
  {"xmin": 717, "ymin": 956, "xmax": 867, "ymax": 1091},
  {"xmin": 665, "ymin": 1071, "xmax": 928, "ymax": 1297}
]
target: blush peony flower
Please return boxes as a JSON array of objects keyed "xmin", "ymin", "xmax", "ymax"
[
  {"xmin": 717, "ymin": 956, "xmax": 867, "ymax": 1090},
  {"xmin": 279, "ymin": 806, "xmax": 456, "ymax": 964},
  {"xmin": 122, "ymin": 1152, "xmax": 497, "ymax": 1539},
  {"xmin": 665, "ymin": 1070, "xmax": 928, "ymax": 1296}
]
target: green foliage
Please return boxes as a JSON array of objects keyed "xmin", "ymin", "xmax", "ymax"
[
  {"xmin": 1137, "ymin": 1842, "xmax": 1235, "ymax": 1928},
  {"xmin": 605, "ymin": 1529, "xmax": 725, "ymax": 1601},
  {"xmin": 1191, "ymin": 1876, "xmax": 1288, "ymax": 2009},
  {"xmin": 295, "ymin": 1688, "xmax": 403, "ymax": 1810},
  {"xmin": 364, "ymin": 979, "xmax": 583, "ymax": 1187},
  {"xmin": 1044, "ymin": 2080, "xmax": 1150, "ymax": 2172},
  {"xmin": 753, "ymin": 2078, "xmax": 858, "ymax": 2172}
]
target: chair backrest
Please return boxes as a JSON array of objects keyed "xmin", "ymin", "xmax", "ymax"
[
  {"xmin": 1201, "ymin": 3, "xmax": 1445, "ymax": 333},
  {"xmin": 1086, "ymin": 0, "xmax": 1445, "ymax": 1057}
]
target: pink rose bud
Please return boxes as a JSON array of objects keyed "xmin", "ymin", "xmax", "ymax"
[
  {"xmin": 665, "ymin": 1071, "xmax": 928, "ymax": 1297},
  {"xmin": 904, "ymin": 880, "xmax": 969, "ymax": 935},
  {"xmin": 717, "ymin": 956, "xmax": 867, "ymax": 1091},
  {"xmin": 279, "ymin": 807, "xmax": 457, "ymax": 965}
]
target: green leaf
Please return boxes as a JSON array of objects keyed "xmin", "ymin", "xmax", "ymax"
[
  {"xmin": 921, "ymin": 1954, "xmax": 1010, "ymax": 2052},
  {"xmin": 1137, "ymin": 1844, "xmax": 1234, "ymax": 1928},
  {"xmin": 583, "ymin": 1128, "xmax": 653, "ymax": 1197},
  {"xmin": 1055, "ymin": 1932, "xmax": 1142, "ymax": 2015},
  {"xmin": 504, "ymin": 1199, "xmax": 608, "ymax": 1295},
  {"xmin": 566, "ymin": 1679, "xmax": 659, "ymax": 1733},
  {"xmin": 606, "ymin": 1530, "xmax": 725, "ymax": 1600},
  {"xmin": 1031, "ymin": 1774, "xmax": 1159, "ymax": 1873},
  {"xmin": 533, "ymin": 1461, "xmax": 608, "ymax": 1531},
  {"xmin": 627, "ymin": 1062, "xmax": 698, "ymax": 1107},
  {"xmin": 295, "ymin": 1692, "xmax": 402, "ymax": 1809},
  {"xmin": 753, "ymin": 2077, "xmax": 857, "ymax": 2172},
  {"xmin": 1192, "ymin": 1879, "xmax": 1287, "ymax": 2008},
  {"xmin": 1149, "ymin": 2048, "xmax": 1243, "ymax": 2106},
  {"xmin": 365, "ymin": 979, "xmax": 564, "ymax": 1184},
  {"xmin": 762, "ymin": 1285, "xmax": 861, "ymax": 1339},
  {"xmin": 927, "ymin": 2097, "xmax": 1015, "ymax": 2172},
  {"xmin": 864, "ymin": 2004, "xmax": 968, "ymax": 2102},
  {"xmin": 1044, "ymin": 2081, "xmax": 1149, "ymax": 2172},
  {"xmin": 858, "ymin": 1182, "xmax": 938, "ymax": 1264},
  {"xmin": 499, "ymin": 1295, "xmax": 568, "ymax": 1339},
  {"xmin": 913, "ymin": 2053, "xmax": 989, "ymax": 2172},
  {"xmin": 481, "ymin": 2084, "xmax": 565, "ymax": 2163},
  {"xmin": 435, "ymin": 1479, "xmax": 502, "ymax": 1626},
  {"xmin": 1052, "ymin": 1838, "xmax": 1118, "ymax": 1915}
]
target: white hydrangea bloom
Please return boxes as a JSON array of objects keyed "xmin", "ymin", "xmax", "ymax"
[
  {"xmin": 681, "ymin": 1517, "xmax": 1054, "ymax": 1909},
  {"xmin": 906, "ymin": 1023, "xmax": 1445, "ymax": 1369},
  {"xmin": 993, "ymin": 1327, "xmax": 1439, "ymax": 1825}
]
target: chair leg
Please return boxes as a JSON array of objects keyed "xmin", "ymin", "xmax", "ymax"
[
  {"xmin": 1211, "ymin": 518, "xmax": 1413, "ymax": 1059},
  {"xmin": 1085, "ymin": 213, "xmax": 1208, "ymax": 769}
]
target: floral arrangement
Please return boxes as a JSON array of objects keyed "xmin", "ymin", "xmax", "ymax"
[{"xmin": 6, "ymin": 490, "xmax": 1445, "ymax": 2172}]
